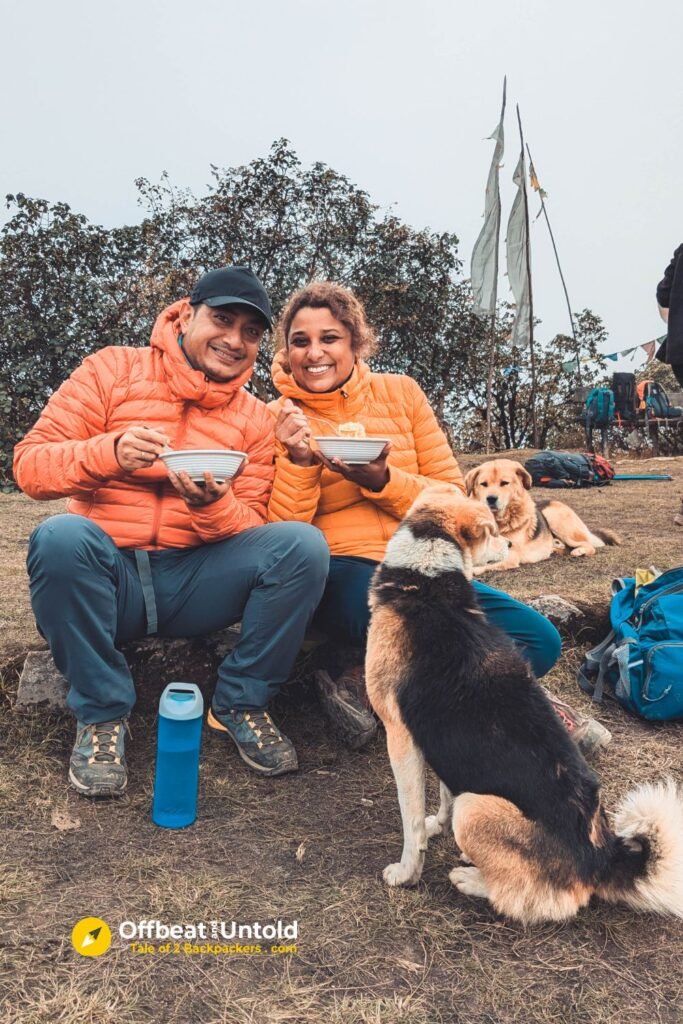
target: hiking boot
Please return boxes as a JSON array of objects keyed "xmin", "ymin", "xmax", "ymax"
[
  {"xmin": 313, "ymin": 666, "xmax": 378, "ymax": 750},
  {"xmin": 69, "ymin": 719, "xmax": 128, "ymax": 797},
  {"xmin": 207, "ymin": 706, "xmax": 298, "ymax": 776},
  {"xmin": 542, "ymin": 688, "xmax": 612, "ymax": 757}
]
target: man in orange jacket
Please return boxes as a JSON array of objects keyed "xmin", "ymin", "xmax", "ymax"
[{"xmin": 14, "ymin": 267, "xmax": 329, "ymax": 795}]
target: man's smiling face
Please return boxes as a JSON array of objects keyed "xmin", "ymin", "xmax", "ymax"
[{"xmin": 179, "ymin": 301, "xmax": 267, "ymax": 382}]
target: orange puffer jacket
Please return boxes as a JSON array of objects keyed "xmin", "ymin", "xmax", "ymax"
[
  {"xmin": 13, "ymin": 301, "xmax": 275, "ymax": 549},
  {"xmin": 268, "ymin": 353, "xmax": 465, "ymax": 560}
]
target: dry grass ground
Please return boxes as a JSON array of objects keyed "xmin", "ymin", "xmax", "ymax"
[{"xmin": 1, "ymin": 452, "xmax": 682, "ymax": 1024}]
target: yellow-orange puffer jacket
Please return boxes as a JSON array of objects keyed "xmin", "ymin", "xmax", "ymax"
[
  {"xmin": 268, "ymin": 353, "xmax": 465, "ymax": 560},
  {"xmin": 13, "ymin": 301, "xmax": 275, "ymax": 549}
]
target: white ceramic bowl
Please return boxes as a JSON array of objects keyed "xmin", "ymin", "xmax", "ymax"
[
  {"xmin": 159, "ymin": 449, "xmax": 247, "ymax": 483},
  {"xmin": 313, "ymin": 437, "xmax": 389, "ymax": 465}
]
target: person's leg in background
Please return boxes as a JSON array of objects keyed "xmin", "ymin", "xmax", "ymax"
[
  {"xmin": 151, "ymin": 521, "xmax": 330, "ymax": 776},
  {"xmin": 317, "ymin": 561, "xmax": 561, "ymax": 679},
  {"xmin": 311, "ymin": 556, "xmax": 379, "ymax": 749},
  {"xmin": 662, "ymin": 367, "xmax": 683, "ymax": 525},
  {"xmin": 471, "ymin": 579, "xmax": 561, "ymax": 678},
  {"xmin": 473, "ymin": 579, "xmax": 611, "ymax": 755},
  {"xmin": 305, "ymin": 557, "xmax": 609, "ymax": 756},
  {"xmin": 313, "ymin": 555, "xmax": 377, "ymax": 648},
  {"xmin": 27, "ymin": 514, "xmax": 147, "ymax": 796}
]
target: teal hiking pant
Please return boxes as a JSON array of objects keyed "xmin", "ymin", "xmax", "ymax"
[
  {"xmin": 314, "ymin": 555, "xmax": 562, "ymax": 678},
  {"xmin": 28, "ymin": 515, "xmax": 330, "ymax": 723}
]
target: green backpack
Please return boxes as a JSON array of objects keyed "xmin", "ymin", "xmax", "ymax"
[{"xmin": 583, "ymin": 388, "xmax": 615, "ymax": 429}]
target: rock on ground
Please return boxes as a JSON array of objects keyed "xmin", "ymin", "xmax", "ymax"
[{"xmin": 16, "ymin": 627, "xmax": 242, "ymax": 710}]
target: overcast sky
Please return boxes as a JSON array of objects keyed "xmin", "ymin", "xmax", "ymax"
[{"xmin": 3, "ymin": 0, "xmax": 681, "ymax": 372}]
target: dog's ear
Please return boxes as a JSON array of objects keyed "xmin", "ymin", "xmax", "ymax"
[
  {"xmin": 516, "ymin": 465, "xmax": 533, "ymax": 490},
  {"xmin": 459, "ymin": 516, "xmax": 494, "ymax": 543},
  {"xmin": 464, "ymin": 467, "xmax": 481, "ymax": 495}
]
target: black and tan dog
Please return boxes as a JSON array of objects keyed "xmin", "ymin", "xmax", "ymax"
[
  {"xmin": 366, "ymin": 484, "xmax": 683, "ymax": 924},
  {"xmin": 465, "ymin": 459, "xmax": 620, "ymax": 572}
]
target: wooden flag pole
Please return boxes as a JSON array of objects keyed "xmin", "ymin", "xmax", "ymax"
[
  {"xmin": 485, "ymin": 312, "xmax": 496, "ymax": 453},
  {"xmin": 484, "ymin": 78, "xmax": 507, "ymax": 453},
  {"xmin": 516, "ymin": 106, "xmax": 539, "ymax": 448},
  {"xmin": 526, "ymin": 143, "xmax": 582, "ymax": 386}
]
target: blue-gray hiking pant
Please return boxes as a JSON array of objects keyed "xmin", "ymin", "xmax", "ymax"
[{"xmin": 27, "ymin": 514, "xmax": 330, "ymax": 723}]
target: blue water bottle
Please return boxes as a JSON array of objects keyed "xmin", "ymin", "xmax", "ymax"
[{"xmin": 152, "ymin": 683, "xmax": 204, "ymax": 828}]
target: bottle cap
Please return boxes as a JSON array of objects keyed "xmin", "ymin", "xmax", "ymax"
[{"xmin": 159, "ymin": 683, "xmax": 204, "ymax": 721}]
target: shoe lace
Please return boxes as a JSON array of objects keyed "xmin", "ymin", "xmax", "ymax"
[
  {"xmin": 242, "ymin": 711, "xmax": 284, "ymax": 749},
  {"xmin": 552, "ymin": 705, "xmax": 576, "ymax": 733},
  {"xmin": 80, "ymin": 720, "xmax": 129, "ymax": 764}
]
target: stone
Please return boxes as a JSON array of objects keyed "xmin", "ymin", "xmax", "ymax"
[
  {"xmin": 16, "ymin": 650, "xmax": 68, "ymax": 707},
  {"xmin": 526, "ymin": 593, "xmax": 610, "ymax": 644},
  {"xmin": 15, "ymin": 626, "xmax": 242, "ymax": 710},
  {"xmin": 527, "ymin": 595, "xmax": 582, "ymax": 624}
]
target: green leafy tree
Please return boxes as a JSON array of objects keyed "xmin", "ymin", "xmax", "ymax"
[
  {"xmin": 453, "ymin": 308, "xmax": 608, "ymax": 450},
  {"xmin": 0, "ymin": 194, "xmax": 148, "ymax": 483},
  {"xmin": 1, "ymin": 141, "xmax": 480, "ymax": 482},
  {"xmin": 131, "ymin": 141, "xmax": 481, "ymax": 406},
  {"xmin": 1, "ymin": 140, "xmax": 613, "ymax": 485}
]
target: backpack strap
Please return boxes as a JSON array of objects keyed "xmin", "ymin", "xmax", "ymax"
[
  {"xmin": 613, "ymin": 640, "xmax": 641, "ymax": 706},
  {"xmin": 577, "ymin": 629, "xmax": 617, "ymax": 703},
  {"xmin": 611, "ymin": 576, "xmax": 630, "ymax": 594},
  {"xmin": 134, "ymin": 549, "xmax": 159, "ymax": 636}
]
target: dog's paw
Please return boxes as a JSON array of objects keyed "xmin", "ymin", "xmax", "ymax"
[
  {"xmin": 425, "ymin": 814, "xmax": 444, "ymax": 839},
  {"xmin": 449, "ymin": 866, "xmax": 489, "ymax": 898},
  {"xmin": 383, "ymin": 862, "xmax": 421, "ymax": 887}
]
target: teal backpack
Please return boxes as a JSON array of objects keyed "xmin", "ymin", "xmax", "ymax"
[
  {"xmin": 583, "ymin": 387, "xmax": 615, "ymax": 429},
  {"xmin": 577, "ymin": 567, "xmax": 683, "ymax": 721}
]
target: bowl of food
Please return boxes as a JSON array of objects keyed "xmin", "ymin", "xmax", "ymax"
[
  {"xmin": 159, "ymin": 449, "xmax": 247, "ymax": 483},
  {"xmin": 314, "ymin": 424, "xmax": 389, "ymax": 465}
]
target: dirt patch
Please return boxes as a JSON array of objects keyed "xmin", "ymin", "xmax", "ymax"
[{"xmin": 1, "ymin": 455, "xmax": 682, "ymax": 1024}]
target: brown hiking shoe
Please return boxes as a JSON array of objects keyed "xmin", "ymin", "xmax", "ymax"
[
  {"xmin": 313, "ymin": 666, "xmax": 378, "ymax": 750},
  {"xmin": 674, "ymin": 498, "xmax": 683, "ymax": 527},
  {"xmin": 542, "ymin": 688, "xmax": 612, "ymax": 757},
  {"xmin": 69, "ymin": 718, "xmax": 129, "ymax": 797}
]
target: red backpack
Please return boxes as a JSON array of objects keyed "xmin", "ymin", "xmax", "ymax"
[{"xmin": 586, "ymin": 452, "xmax": 615, "ymax": 483}]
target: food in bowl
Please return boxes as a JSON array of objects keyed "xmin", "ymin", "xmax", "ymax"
[
  {"xmin": 159, "ymin": 449, "xmax": 247, "ymax": 483},
  {"xmin": 337, "ymin": 422, "xmax": 367, "ymax": 439},
  {"xmin": 313, "ymin": 436, "xmax": 389, "ymax": 465}
]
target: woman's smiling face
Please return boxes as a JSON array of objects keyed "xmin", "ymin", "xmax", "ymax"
[{"xmin": 286, "ymin": 306, "xmax": 356, "ymax": 393}]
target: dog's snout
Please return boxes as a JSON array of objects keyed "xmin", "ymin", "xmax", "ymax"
[{"xmin": 486, "ymin": 495, "xmax": 498, "ymax": 507}]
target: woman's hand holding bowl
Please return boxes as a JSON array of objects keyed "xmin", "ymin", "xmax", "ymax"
[
  {"xmin": 316, "ymin": 442, "xmax": 392, "ymax": 492},
  {"xmin": 276, "ymin": 399, "xmax": 315, "ymax": 466}
]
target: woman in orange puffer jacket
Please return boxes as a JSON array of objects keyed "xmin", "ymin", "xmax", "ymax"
[{"xmin": 268, "ymin": 282, "xmax": 562, "ymax": 749}]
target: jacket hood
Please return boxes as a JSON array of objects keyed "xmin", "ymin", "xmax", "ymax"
[
  {"xmin": 271, "ymin": 349, "xmax": 371, "ymax": 418},
  {"xmin": 150, "ymin": 300, "xmax": 255, "ymax": 409}
]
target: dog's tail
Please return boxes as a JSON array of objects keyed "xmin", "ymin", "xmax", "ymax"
[
  {"xmin": 589, "ymin": 527, "xmax": 622, "ymax": 547},
  {"xmin": 596, "ymin": 780, "xmax": 683, "ymax": 917}
]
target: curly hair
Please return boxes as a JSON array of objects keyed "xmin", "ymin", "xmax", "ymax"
[{"xmin": 275, "ymin": 282, "xmax": 378, "ymax": 369}]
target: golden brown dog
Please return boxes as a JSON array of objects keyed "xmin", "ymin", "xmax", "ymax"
[
  {"xmin": 365, "ymin": 485, "xmax": 683, "ymax": 924},
  {"xmin": 465, "ymin": 459, "xmax": 620, "ymax": 572}
]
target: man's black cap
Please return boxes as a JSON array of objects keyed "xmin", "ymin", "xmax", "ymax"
[{"xmin": 190, "ymin": 267, "xmax": 273, "ymax": 328}]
